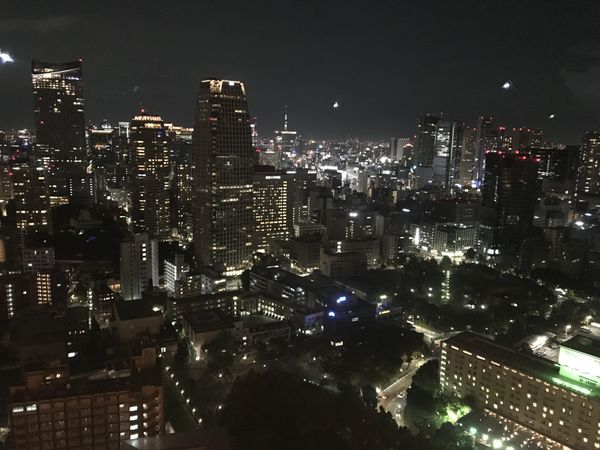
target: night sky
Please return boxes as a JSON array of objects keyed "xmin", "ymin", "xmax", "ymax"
[{"xmin": 1, "ymin": 0, "xmax": 600, "ymax": 142}]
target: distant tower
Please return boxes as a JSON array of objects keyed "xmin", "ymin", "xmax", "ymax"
[
  {"xmin": 414, "ymin": 115, "xmax": 440, "ymax": 167},
  {"xmin": 432, "ymin": 120, "xmax": 464, "ymax": 188},
  {"xmin": 576, "ymin": 131, "xmax": 600, "ymax": 197},
  {"xmin": 129, "ymin": 113, "xmax": 171, "ymax": 240},
  {"xmin": 32, "ymin": 60, "xmax": 90, "ymax": 205},
  {"xmin": 459, "ymin": 128, "xmax": 477, "ymax": 186},
  {"xmin": 482, "ymin": 153, "xmax": 538, "ymax": 246},
  {"xmin": 192, "ymin": 79, "xmax": 254, "ymax": 276},
  {"xmin": 274, "ymin": 106, "xmax": 297, "ymax": 169},
  {"xmin": 474, "ymin": 116, "xmax": 498, "ymax": 182}
]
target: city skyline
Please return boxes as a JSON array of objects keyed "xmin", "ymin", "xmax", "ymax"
[
  {"xmin": 3, "ymin": 3, "xmax": 600, "ymax": 450},
  {"xmin": 1, "ymin": 1, "xmax": 600, "ymax": 141}
]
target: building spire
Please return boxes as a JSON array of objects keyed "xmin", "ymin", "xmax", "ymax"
[{"xmin": 284, "ymin": 105, "xmax": 288, "ymax": 131}]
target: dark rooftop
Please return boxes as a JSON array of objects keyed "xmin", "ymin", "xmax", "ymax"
[
  {"xmin": 114, "ymin": 299, "xmax": 161, "ymax": 321},
  {"xmin": 122, "ymin": 427, "xmax": 232, "ymax": 450},
  {"xmin": 561, "ymin": 334, "xmax": 600, "ymax": 359},
  {"xmin": 183, "ymin": 309, "xmax": 234, "ymax": 334}
]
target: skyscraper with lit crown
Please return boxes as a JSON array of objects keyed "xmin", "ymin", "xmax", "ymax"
[
  {"xmin": 192, "ymin": 79, "xmax": 254, "ymax": 276},
  {"xmin": 31, "ymin": 60, "xmax": 91, "ymax": 205},
  {"xmin": 129, "ymin": 113, "xmax": 171, "ymax": 240}
]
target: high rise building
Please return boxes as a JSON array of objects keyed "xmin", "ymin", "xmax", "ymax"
[
  {"xmin": 192, "ymin": 79, "xmax": 254, "ymax": 276},
  {"xmin": 414, "ymin": 115, "xmax": 440, "ymax": 167},
  {"xmin": 120, "ymin": 233, "xmax": 159, "ymax": 301},
  {"xmin": 511, "ymin": 127, "xmax": 543, "ymax": 152},
  {"xmin": 167, "ymin": 126, "xmax": 193, "ymax": 240},
  {"xmin": 129, "ymin": 114, "xmax": 171, "ymax": 240},
  {"xmin": 11, "ymin": 165, "xmax": 51, "ymax": 235},
  {"xmin": 253, "ymin": 166, "xmax": 289, "ymax": 253},
  {"xmin": 432, "ymin": 120, "xmax": 464, "ymax": 187},
  {"xmin": 274, "ymin": 106, "xmax": 297, "ymax": 168},
  {"xmin": 474, "ymin": 116, "xmax": 498, "ymax": 182},
  {"xmin": 32, "ymin": 60, "xmax": 90, "ymax": 205},
  {"xmin": 286, "ymin": 168, "xmax": 317, "ymax": 230},
  {"xmin": 527, "ymin": 146, "xmax": 580, "ymax": 194},
  {"xmin": 576, "ymin": 131, "xmax": 600, "ymax": 197},
  {"xmin": 459, "ymin": 127, "xmax": 476, "ymax": 186},
  {"xmin": 482, "ymin": 152, "xmax": 538, "ymax": 246}
]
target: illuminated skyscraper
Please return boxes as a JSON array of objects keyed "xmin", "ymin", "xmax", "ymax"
[
  {"xmin": 192, "ymin": 79, "xmax": 254, "ymax": 275},
  {"xmin": 474, "ymin": 116, "xmax": 498, "ymax": 182},
  {"xmin": 576, "ymin": 131, "xmax": 600, "ymax": 197},
  {"xmin": 459, "ymin": 127, "xmax": 476, "ymax": 186},
  {"xmin": 253, "ymin": 166, "xmax": 289, "ymax": 253},
  {"xmin": 31, "ymin": 60, "xmax": 90, "ymax": 205},
  {"xmin": 11, "ymin": 165, "xmax": 51, "ymax": 235},
  {"xmin": 432, "ymin": 120, "xmax": 464, "ymax": 187},
  {"xmin": 130, "ymin": 114, "xmax": 171, "ymax": 240}
]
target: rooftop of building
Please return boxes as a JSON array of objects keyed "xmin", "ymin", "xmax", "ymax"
[
  {"xmin": 445, "ymin": 332, "xmax": 600, "ymax": 398},
  {"xmin": 9, "ymin": 359, "xmax": 162, "ymax": 405},
  {"xmin": 250, "ymin": 266, "xmax": 334, "ymax": 290},
  {"xmin": 114, "ymin": 299, "xmax": 162, "ymax": 321},
  {"xmin": 561, "ymin": 333, "xmax": 600, "ymax": 359},
  {"xmin": 242, "ymin": 315, "xmax": 289, "ymax": 332},
  {"xmin": 122, "ymin": 427, "xmax": 232, "ymax": 450},
  {"xmin": 183, "ymin": 309, "xmax": 234, "ymax": 334}
]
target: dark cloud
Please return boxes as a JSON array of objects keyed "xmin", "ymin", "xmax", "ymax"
[{"xmin": 0, "ymin": 15, "xmax": 78, "ymax": 33}]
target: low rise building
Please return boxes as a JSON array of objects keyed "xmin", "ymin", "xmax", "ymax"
[
  {"xmin": 441, "ymin": 332, "xmax": 600, "ymax": 450},
  {"xmin": 320, "ymin": 250, "xmax": 367, "ymax": 279},
  {"xmin": 8, "ymin": 347, "xmax": 163, "ymax": 449}
]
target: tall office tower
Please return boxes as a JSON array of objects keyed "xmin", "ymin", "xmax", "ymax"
[
  {"xmin": 482, "ymin": 152, "xmax": 538, "ymax": 246},
  {"xmin": 120, "ymin": 233, "xmax": 159, "ymax": 301},
  {"xmin": 459, "ymin": 127, "xmax": 477, "ymax": 186},
  {"xmin": 576, "ymin": 131, "xmax": 600, "ymax": 197},
  {"xmin": 274, "ymin": 106, "xmax": 298, "ymax": 168},
  {"xmin": 390, "ymin": 137, "xmax": 412, "ymax": 163},
  {"xmin": 285, "ymin": 168, "xmax": 318, "ymax": 230},
  {"xmin": 89, "ymin": 121, "xmax": 118, "ymax": 203},
  {"xmin": 11, "ymin": 165, "xmax": 51, "ymax": 235},
  {"xmin": 167, "ymin": 126, "xmax": 193, "ymax": 239},
  {"xmin": 250, "ymin": 116, "xmax": 259, "ymax": 147},
  {"xmin": 474, "ymin": 116, "xmax": 499, "ymax": 182},
  {"xmin": 511, "ymin": 127, "xmax": 543, "ymax": 152},
  {"xmin": 192, "ymin": 79, "xmax": 254, "ymax": 276},
  {"xmin": 172, "ymin": 154, "xmax": 193, "ymax": 240},
  {"xmin": 32, "ymin": 60, "xmax": 91, "ymax": 205},
  {"xmin": 9, "ymin": 348, "xmax": 164, "ymax": 448},
  {"xmin": 414, "ymin": 114, "xmax": 440, "ymax": 167},
  {"xmin": 527, "ymin": 146, "xmax": 579, "ymax": 194},
  {"xmin": 253, "ymin": 165, "xmax": 289, "ymax": 253},
  {"xmin": 129, "ymin": 114, "xmax": 171, "ymax": 240},
  {"xmin": 432, "ymin": 120, "xmax": 464, "ymax": 187}
]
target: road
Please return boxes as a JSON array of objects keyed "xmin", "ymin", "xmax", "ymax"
[{"xmin": 378, "ymin": 357, "xmax": 431, "ymax": 426}]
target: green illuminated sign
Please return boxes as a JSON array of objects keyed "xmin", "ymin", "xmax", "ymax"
[{"xmin": 551, "ymin": 377, "xmax": 592, "ymax": 396}]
